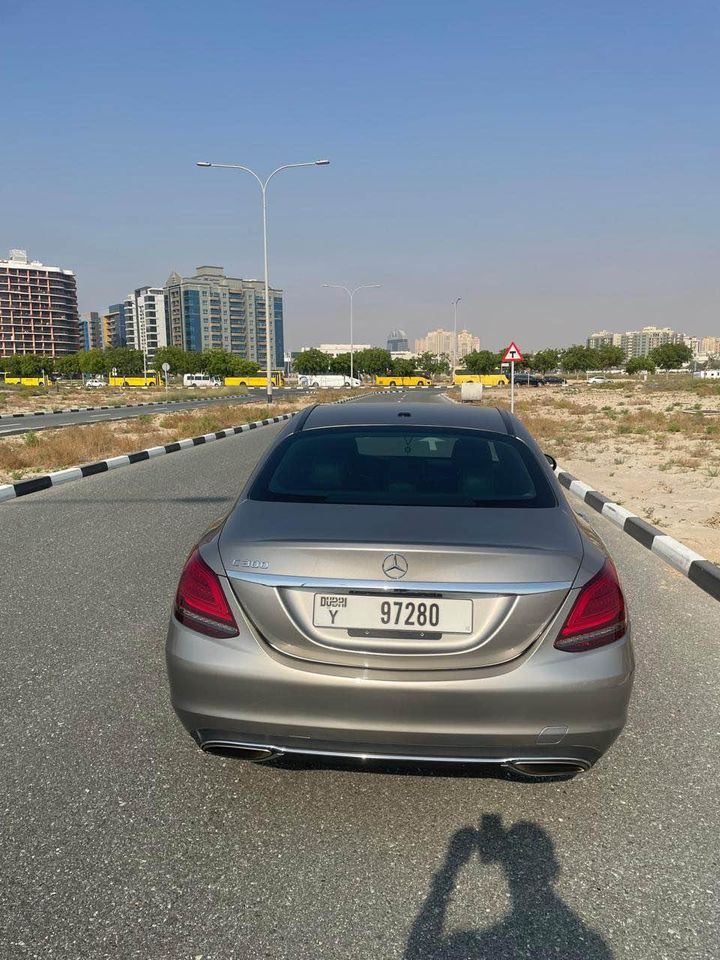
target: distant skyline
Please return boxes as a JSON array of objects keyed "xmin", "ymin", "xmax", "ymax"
[{"xmin": 2, "ymin": 1, "xmax": 719, "ymax": 351}]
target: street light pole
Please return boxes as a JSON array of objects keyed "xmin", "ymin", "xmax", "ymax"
[
  {"xmin": 322, "ymin": 284, "xmax": 381, "ymax": 386},
  {"xmin": 452, "ymin": 297, "xmax": 462, "ymax": 374},
  {"xmin": 197, "ymin": 158, "xmax": 330, "ymax": 404}
]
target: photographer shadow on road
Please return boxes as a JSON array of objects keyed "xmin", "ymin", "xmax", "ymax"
[{"xmin": 405, "ymin": 814, "xmax": 612, "ymax": 960}]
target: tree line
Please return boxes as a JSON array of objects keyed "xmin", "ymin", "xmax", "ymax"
[
  {"xmin": 293, "ymin": 348, "xmax": 450, "ymax": 377},
  {"xmin": 0, "ymin": 347, "xmax": 262, "ymax": 378},
  {"xmin": 295, "ymin": 343, "xmax": 695, "ymax": 378},
  {"xmin": 460, "ymin": 343, "xmax": 694, "ymax": 375},
  {"xmin": 0, "ymin": 341, "xmax": 698, "ymax": 380},
  {"xmin": 554, "ymin": 342, "xmax": 694, "ymax": 373}
]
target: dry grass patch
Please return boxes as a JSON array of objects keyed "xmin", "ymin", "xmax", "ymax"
[
  {"xmin": 1, "ymin": 424, "xmax": 121, "ymax": 478},
  {"xmin": 0, "ymin": 402, "xmax": 301, "ymax": 483},
  {"xmin": 0, "ymin": 384, "xmax": 252, "ymax": 416}
]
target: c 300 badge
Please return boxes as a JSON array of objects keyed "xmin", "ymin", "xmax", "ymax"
[{"xmin": 233, "ymin": 559, "xmax": 269, "ymax": 569}]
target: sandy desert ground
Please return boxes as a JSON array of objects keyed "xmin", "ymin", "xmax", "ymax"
[{"xmin": 510, "ymin": 380, "xmax": 720, "ymax": 562}]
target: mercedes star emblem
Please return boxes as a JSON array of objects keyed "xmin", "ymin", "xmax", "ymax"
[{"xmin": 382, "ymin": 554, "xmax": 408, "ymax": 579}]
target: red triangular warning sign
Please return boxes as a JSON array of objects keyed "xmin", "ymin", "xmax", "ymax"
[{"xmin": 502, "ymin": 341, "xmax": 524, "ymax": 363}]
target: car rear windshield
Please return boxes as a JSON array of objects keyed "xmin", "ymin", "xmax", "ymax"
[{"xmin": 247, "ymin": 426, "xmax": 556, "ymax": 508}]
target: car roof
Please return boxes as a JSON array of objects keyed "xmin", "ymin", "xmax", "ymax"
[{"xmin": 300, "ymin": 402, "xmax": 512, "ymax": 434}]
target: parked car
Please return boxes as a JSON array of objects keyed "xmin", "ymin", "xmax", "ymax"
[
  {"xmin": 541, "ymin": 375, "xmax": 567, "ymax": 385},
  {"xmin": 587, "ymin": 376, "xmax": 608, "ymax": 384},
  {"xmin": 167, "ymin": 402, "xmax": 634, "ymax": 779},
  {"xmin": 85, "ymin": 378, "xmax": 106, "ymax": 388},
  {"xmin": 516, "ymin": 374, "xmax": 544, "ymax": 387},
  {"xmin": 183, "ymin": 373, "xmax": 222, "ymax": 389}
]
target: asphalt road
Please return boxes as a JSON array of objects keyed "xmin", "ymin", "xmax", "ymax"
[
  {"xmin": 1, "ymin": 391, "xmax": 718, "ymax": 959},
  {"xmin": 0, "ymin": 390, "xmax": 313, "ymax": 436}
]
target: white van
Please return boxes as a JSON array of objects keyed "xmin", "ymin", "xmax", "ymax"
[
  {"xmin": 183, "ymin": 373, "xmax": 222, "ymax": 389},
  {"xmin": 298, "ymin": 374, "xmax": 361, "ymax": 389}
]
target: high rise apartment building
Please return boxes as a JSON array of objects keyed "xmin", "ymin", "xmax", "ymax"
[
  {"xmin": 387, "ymin": 329, "xmax": 409, "ymax": 352},
  {"xmin": 587, "ymin": 326, "xmax": 698, "ymax": 359},
  {"xmin": 102, "ymin": 302, "xmax": 127, "ymax": 348},
  {"xmin": 625, "ymin": 326, "xmax": 686, "ymax": 358},
  {"xmin": 586, "ymin": 331, "xmax": 623, "ymax": 350},
  {"xmin": 0, "ymin": 249, "xmax": 80, "ymax": 356},
  {"xmin": 457, "ymin": 329, "xmax": 481, "ymax": 358},
  {"xmin": 700, "ymin": 336, "xmax": 720, "ymax": 356},
  {"xmin": 124, "ymin": 287, "xmax": 167, "ymax": 360},
  {"xmin": 415, "ymin": 328, "xmax": 480, "ymax": 359},
  {"xmin": 164, "ymin": 266, "xmax": 284, "ymax": 368},
  {"xmin": 79, "ymin": 311, "xmax": 103, "ymax": 350},
  {"xmin": 415, "ymin": 328, "xmax": 452, "ymax": 356}
]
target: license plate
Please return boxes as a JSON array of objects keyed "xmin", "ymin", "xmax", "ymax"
[{"xmin": 312, "ymin": 594, "xmax": 473, "ymax": 634}]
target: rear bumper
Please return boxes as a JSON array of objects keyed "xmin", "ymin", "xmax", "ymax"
[{"xmin": 166, "ymin": 615, "xmax": 634, "ymax": 768}]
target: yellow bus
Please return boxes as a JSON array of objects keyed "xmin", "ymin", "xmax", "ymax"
[
  {"xmin": 108, "ymin": 375, "xmax": 160, "ymax": 388},
  {"xmin": 224, "ymin": 371, "xmax": 285, "ymax": 388},
  {"xmin": 375, "ymin": 375, "xmax": 431, "ymax": 387},
  {"xmin": 0, "ymin": 374, "xmax": 50, "ymax": 387},
  {"xmin": 452, "ymin": 370, "xmax": 509, "ymax": 387}
]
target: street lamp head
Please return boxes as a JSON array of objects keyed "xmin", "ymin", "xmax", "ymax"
[
  {"xmin": 196, "ymin": 161, "xmax": 212, "ymax": 167},
  {"xmin": 315, "ymin": 159, "xmax": 331, "ymax": 165}
]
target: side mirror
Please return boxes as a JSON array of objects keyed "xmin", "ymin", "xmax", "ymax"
[{"xmin": 544, "ymin": 453, "xmax": 557, "ymax": 471}]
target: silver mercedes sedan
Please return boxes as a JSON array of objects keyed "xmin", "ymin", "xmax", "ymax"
[{"xmin": 166, "ymin": 402, "xmax": 634, "ymax": 778}]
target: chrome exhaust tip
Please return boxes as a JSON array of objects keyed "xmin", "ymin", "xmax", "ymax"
[
  {"xmin": 505, "ymin": 759, "xmax": 590, "ymax": 778},
  {"xmin": 200, "ymin": 741, "xmax": 281, "ymax": 762}
]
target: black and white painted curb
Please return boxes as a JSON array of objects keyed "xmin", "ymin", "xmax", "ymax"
[
  {"xmin": 0, "ymin": 393, "xmax": 257, "ymax": 420},
  {"xmin": 0, "ymin": 393, "xmax": 385, "ymax": 503},
  {"xmin": 0, "ymin": 413, "xmax": 296, "ymax": 504},
  {"xmin": 557, "ymin": 469, "xmax": 720, "ymax": 603},
  {"xmin": 0, "ymin": 390, "xmax": 400, "ymax": 503}
]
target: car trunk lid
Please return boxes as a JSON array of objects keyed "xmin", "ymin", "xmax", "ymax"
[{"xmin": 220, "ymin": 501, "xmax": 582, "ymax": 671}]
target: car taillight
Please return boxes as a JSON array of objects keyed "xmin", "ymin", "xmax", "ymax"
[
  {"xmin": 555, "ymin": 560, "xmax": 627, "ymax": 652},
  {"xmin": 174, "ymin": 549, "xmax": 239, "ymax": 639}
]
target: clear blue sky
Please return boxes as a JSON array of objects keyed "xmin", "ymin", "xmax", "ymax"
[{"xmin": 2, "ymin": 0, "xmax": 718, "ymax": 350}]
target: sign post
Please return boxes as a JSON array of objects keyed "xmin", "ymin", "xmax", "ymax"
[
  {"xmin": 161, "ymin": 361, "xmax": 170, "ymax": 392},
  {"xmin": 501, "ymin": 341, "xmax": 524, "ymax": 414}
]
